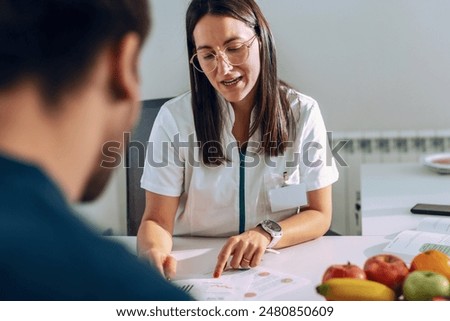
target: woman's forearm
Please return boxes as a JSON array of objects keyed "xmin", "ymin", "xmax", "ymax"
[
  {"xmin": 274, "ymin": 209, "xmax": 331, "ymax": 249},
  {"xmin": 272, "ymin": 185, "xmax": 333, "ymax": 249},
  {"xmin": 137, "ymin": 220, "xmax": 173, "ymax": 257}
]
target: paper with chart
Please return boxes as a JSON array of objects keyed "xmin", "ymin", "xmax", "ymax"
[
  {"xmin": 383, "ymin": 217, "xmax": 450, "ymax": 256},
  {"xmin": 238, "ymin": 267, "xmax": 310, "ymax": 300},
  {"xmin": 173, "ymin": 267, "xmax": 310, "ymax": 300}
]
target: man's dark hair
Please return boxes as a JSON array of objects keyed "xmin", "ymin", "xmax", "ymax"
[{"xmin": 0, "ymin": 0, "xmax": 151, "ymax": 103}]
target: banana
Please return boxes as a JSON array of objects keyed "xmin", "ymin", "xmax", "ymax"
[{"xmin": 316, "ymin": 278, "xmax": 396, "ymax": 301}]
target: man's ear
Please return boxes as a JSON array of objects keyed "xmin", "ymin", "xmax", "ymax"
[{"xmin": 110, "ymin": 32, "xmax": 141, "ymax": 102}]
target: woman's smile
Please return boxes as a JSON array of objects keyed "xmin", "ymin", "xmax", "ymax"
[{"xmin": 221, "ymin": 76, "xmax": 243, "ymax": 86}]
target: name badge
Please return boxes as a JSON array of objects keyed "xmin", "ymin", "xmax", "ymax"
[{"xmin": 268, "ymin": 183, "xmax": 307, "ymax": 212}]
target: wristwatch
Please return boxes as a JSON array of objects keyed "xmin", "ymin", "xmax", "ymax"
[{"xmin": 258, "ymin": 219, "xmax": 283, "ymax": 249}]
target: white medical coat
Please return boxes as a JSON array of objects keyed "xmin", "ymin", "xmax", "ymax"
[{"xmin": 141, "ymin": 89, "xmax": 339, "ymax": 236}]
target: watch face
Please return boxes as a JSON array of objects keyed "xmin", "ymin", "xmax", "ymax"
[{"xmin": 264, "ymin": 220, "xmax": 281, "ymax": 232}]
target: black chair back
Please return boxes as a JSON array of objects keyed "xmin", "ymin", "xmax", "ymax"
[{"xmin": 125, "ymin": 98, "xmax": 172, "ymax": 235}]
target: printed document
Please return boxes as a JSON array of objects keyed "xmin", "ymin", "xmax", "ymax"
[{"xmin": 383, "ymin": 217, "xmax": 450, "ymax": 256}]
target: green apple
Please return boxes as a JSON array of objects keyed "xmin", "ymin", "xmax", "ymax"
[{"xmin": 403, "ymin": 271, "xmax": 450, "ymax": 301}]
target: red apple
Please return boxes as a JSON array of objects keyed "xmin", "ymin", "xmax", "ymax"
[
  {"xmin": 322, "ymin": 262, "xmax": 367, "ymax": 282},
  {"xmin": 364, "ymin": 254, "xmax": 409, "ymax": 295}
]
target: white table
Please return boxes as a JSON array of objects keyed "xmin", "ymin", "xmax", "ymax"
[
  {"xmin": 110, "ymin": 235, "xmax": 398, "ymax": 300},
  {"xmin": 361, "ymin": 162, "xmax": 450, "ymax": 236}
]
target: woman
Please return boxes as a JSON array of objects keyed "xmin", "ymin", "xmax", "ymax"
[{"xmin": 138, "ymin": 0, "xmax": 339, "ymax": 279}]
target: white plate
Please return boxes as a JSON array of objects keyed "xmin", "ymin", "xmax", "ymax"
[{"xmin": 422, "ymin": 153, "xmax": 450, "ymax": 174}]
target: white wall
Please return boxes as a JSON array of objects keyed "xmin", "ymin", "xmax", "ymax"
[
  {"xmin": 141, "ymin": 0, "xmax": 450, "ymax": 132},
  {"xmin": 140, "ymin": 0, "xmax": 191, "ymax": 100},
  {"xmin": 76, "ymin": 0, "xmax": 450, "ymax": 235},
  {"xmin": 259, "ymin": 0, "xmax": 450, "ymax": 132}
]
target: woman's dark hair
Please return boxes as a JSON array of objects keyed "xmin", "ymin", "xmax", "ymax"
[
  {"xmin": 186, "ymin": 0, "xmax": 292, "ymax": 165},
  {"xmin": 0, "ymin": 0, "xmax": 151, "ymax": 104}
]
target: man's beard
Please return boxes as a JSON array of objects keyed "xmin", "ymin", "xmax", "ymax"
[
  {"xmin": 80, "ymin": 133, "xmax": 125, "ymax": 202},
  {"xmin": 79, "ymin": 163, "xmax": 114, "ymax": 202}
]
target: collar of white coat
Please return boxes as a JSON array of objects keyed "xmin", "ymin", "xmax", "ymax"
[{"xmin": 216, "ymin": 93, "xmax": 260, "ymax": 149}]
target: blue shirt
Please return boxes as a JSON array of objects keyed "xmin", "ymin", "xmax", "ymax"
[{"xmin": 0, "ymin": 154, "xmax": 191, "ymax": 300}]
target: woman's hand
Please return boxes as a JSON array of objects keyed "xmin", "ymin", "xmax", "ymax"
[
  {"xmin": 141, "ymin": 248, "xmax": 178, "ymax": 280},
  {"xmin": 213, "ymin": 228, "xmax": 270, "ymax": 278}
]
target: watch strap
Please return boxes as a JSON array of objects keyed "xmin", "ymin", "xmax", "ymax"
[
  {"xmin": 266, "ymin": 233, "xmax": 281, "ymax": 249},
  {"xmin": 258, "ymin": 220, "xmax": 283, "ymax": 249}
]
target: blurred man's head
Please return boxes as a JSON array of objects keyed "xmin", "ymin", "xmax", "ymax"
[{"xmin": 0, "ymin": 0, "xmax": 151, "ymax": 201}]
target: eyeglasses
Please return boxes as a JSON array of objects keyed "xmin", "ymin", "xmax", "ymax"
[{"xmin": 190, "ymin": 34, "xmax": 258, "ymax": 73}]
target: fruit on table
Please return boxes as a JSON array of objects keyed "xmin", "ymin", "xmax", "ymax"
[
  {"xmin": 403, "ymin": 270, "xmax": 450, "ymax": 301},
  {"xmin": 363, "ymin": 254, "xmax": 409, "ymax": 294},
  {"xmin": 322, "ymin": 262, "xmax": 367, "ymax": 282},
  {"xmin": 410, "ymin": 250, "xmax": 450, "ymax": 280},
  {"xmin": 316, "ymin": 278, "xmax": 396, "ymax": 301}
]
